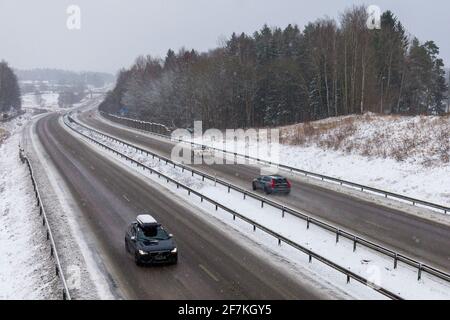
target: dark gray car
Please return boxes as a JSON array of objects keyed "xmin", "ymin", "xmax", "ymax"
[
  {"xmin": 125, "ymin": 214, "xmax": 178, "ymax": 266},
  {"xmin": 252, "ymin": 175, "xmax": 291, "ymax": 195}
]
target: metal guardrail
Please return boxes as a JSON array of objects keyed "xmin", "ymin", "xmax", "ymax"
[
  {"xmin": 75, "ymin": 115, "xmax": 450, "ymax": 288},
  {"xmin": 101, "ymin": 112, "xmax": 449, "ymax": 215},
  {"xmin": 19, "ymin": 148, "xmax": 71, "ymax": 300},
  {"xmin": 64, "ymin": 115, "xmax": 403, "ymax": 300}
]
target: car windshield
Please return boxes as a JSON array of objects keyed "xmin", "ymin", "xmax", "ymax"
[
  {"xmin": 274, "ymin": 178, "xmax": 287, "ymax": 184},
  {"xmin": 137, "ymin": 226, "xmax": 170, "ymax": 241}
]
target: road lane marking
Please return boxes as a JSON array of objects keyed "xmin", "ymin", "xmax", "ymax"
[{"xmin": 199, "ymin": 264, "xmax": 219, "ymax": 282}]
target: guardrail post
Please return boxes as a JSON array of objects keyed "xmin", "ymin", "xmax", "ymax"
[
  {"xmin": 306, "ymin": 217, "xmax": 310, "ymax": 229},
  {"xmin": 353, "ymin": 237, "xmax": 357, "ymax": 252},
  {"xmin": 418, "ymin": 264, "xmax": 422, "ymax": 281},
  {"xmin": 394, "ymin": 254, "xmax": 398, "ymax": 269},
  {"xmin": 282, "ymin": 208, "xmax": 285, "ymax": 218},
  {"xmin": 336, "ymin": 230, "xmax": 340, "ymax": 243},
  {"xmin": 278, "ymin": 239, "xmax": 281, "ymax": 246},
  {"xmin": 261, "ymin": 200, "xmax": 264, "ymax": 208},
  {"xmin": 347, "ymin": 274, "xmax": 350, "ymax": 284}
]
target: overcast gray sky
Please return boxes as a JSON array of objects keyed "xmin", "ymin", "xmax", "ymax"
[{"xmin": 1, "ymin": 0, "xmax": 449, "ymax": 74}]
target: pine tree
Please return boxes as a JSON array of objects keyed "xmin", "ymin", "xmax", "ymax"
[{"xmin": 0, "ymin": 61, "xmax": 21, "ymax": 113}]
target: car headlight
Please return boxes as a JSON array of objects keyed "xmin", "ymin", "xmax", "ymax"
[
  {"xmin": 138, "ymin": 249, "xmax": 148, "ymax": 255},
  {"xmin": 171, "ymin": 248, "xmax": 177, "ymax": 253}
]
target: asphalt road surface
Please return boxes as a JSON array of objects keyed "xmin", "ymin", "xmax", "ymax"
[
  {"xmin": 35, "ymin": 113, "xmax": 327, "ymax": 299},
  {"xmin": 80, "ymin": 110, "xmax": 450, "ymax": 274}
]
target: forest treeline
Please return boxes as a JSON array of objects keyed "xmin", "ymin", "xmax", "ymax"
[
  {"xmin": 16, "ymin": 69, "xmax": 115, "ymax": 88},
  {"xmin": 100, "ymin": 6, "xmax": 448, "ymax": 129},
  {"xmin": 0, "ymin": 61, "xmax": 21, "ymax": 114}
]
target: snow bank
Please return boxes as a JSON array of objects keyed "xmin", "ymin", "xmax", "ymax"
[{"xmin": 0, "ymin": 116, "xmax": 58, "ymax": 299}]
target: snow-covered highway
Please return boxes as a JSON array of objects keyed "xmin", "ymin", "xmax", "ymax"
[
  {"xmin": 79, "ymin": 109, "xmax": 450, "ymax": 276},
  {"xmin": 26, "ymin": 109, "xmax": 340, "ymax": 299}
]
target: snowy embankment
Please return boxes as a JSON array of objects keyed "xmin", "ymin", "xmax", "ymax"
[
  {"xmin": 0, "ymin": 114, "xmax": 58, "ymax": 299},
  {"xmin": 188, "ymin": 113, "xmax": 450, "ymax": 208},
  {"xmin": 66, "ymin": 118, "xmax": 450, "ymax": 300}
]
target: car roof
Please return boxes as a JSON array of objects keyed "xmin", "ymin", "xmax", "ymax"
[
  {"xmin": 136, "ymin": 214, "xmax": 158, "ymax": 227},
  {"xmin": 263, "ymin": 175, "xmax": 285, "ymax": 179}
]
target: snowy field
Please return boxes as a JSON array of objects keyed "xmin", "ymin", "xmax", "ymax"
[
  {"xmin": 21, "ymin": 92, "xmax": 60, "ymax": 111},
  {"xmin": 0, "ymin": 113, "xmax": 58, "ymax": 299},
  {"xmin": 66, "ymin": 117, "xmax": 450, "ymax": 300}
]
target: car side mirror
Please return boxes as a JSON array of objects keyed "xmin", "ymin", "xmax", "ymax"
[
  {"xmin": 169, "ymin": 234, "xmax": 173, "ymax": 238},
  {"xmin": 131, "ymin": 236, "xmax": 136, "ymax": 242}
]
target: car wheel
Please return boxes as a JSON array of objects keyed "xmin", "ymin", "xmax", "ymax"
[
  {"xmin": 252, "ymin": 182, "xmax": 257, "ymax": 191},
  {"xmin": 264, "ymin": 187, "xmax": 271, "ymax": 195}
]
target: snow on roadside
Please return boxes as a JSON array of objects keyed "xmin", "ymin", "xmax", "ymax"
[{"xmin": 0, "ymin": 115, "xmax": 58, "ymax": 299}]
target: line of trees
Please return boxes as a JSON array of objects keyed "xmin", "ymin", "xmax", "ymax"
[
  {"xmin": 100, "ymin": 6, "xmax": 448, "ymax": 129},
  {"xmin": 0, "ymin": 61, "xmax": 21, "ymax": 114},
  {"xmin": 16, "ymin": 69, "xmax": 115, "ymax": 88}
]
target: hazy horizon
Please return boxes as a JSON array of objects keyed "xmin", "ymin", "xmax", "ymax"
[{"xmin": 1, "ymin": 0, "xmax": 449, "ymax": 74}]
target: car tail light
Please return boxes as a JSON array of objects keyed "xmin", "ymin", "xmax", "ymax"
[
  {"xmin": 286, "ymin": 180, "xmax": 291, "ymax": 188},
  {"xmin": 271, "ymin": 179, "xmax": 276, "ymax": 188}
]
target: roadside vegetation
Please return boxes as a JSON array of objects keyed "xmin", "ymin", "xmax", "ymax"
[
  {"xmin": 280, "ymin": 113, "xmax": 450, "ymax": 166},
  {"xmin": 0, "ymin": 61, "xmax": 21, "ymax": 119},
  {"xmin": 100, "ymin": 5, "xmax": 448, "ymax": 130}
]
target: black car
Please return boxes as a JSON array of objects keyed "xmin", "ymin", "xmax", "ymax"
[
  {"xmin": 252, "ymin": 175, "xmax": 291, "ymax": 195},
  {"xmin": 125, "ymin": 214, "xmax": 178, "ymax": 266}
]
